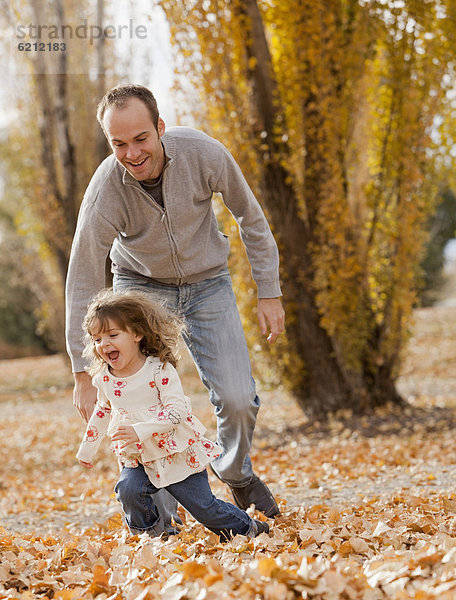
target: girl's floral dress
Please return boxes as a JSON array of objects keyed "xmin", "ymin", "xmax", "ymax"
[{"xmin": 77, "ymin": 357, "xmax": 221, "ymax": 487}]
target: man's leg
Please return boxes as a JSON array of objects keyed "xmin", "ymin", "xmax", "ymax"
[{"xmin": 180, "ymin": 270, "xmax": 279, "ymax": 517}]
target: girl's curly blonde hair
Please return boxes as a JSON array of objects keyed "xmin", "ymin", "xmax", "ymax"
[{"xmin": 82, "ymin": 288, "xmax": 184, "ymax": 376}]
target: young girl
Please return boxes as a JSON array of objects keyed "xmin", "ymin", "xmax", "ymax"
[{"xmin": 77, "ymin": 288, "xmax": 269, "ymax": 541}]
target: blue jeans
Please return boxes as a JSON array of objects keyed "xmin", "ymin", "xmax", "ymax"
[
  {"xmin": 113, "ymin": 268, "xmax": 259, "ymax": 484},
  {"xmin": 115, "ymin": 465, "xmax": 255, "ymax": 539}
]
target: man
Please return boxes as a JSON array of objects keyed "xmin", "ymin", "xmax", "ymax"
[{"xmin": 66, "ymin": 84, "xmax": 285, "ymax": 535}]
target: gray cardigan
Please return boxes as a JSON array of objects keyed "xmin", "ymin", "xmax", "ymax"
[{"xmin": 65, "ymin": 126, "xmax": 281, "ymax": 371}]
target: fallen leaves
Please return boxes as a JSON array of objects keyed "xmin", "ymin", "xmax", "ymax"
[
  {"xmin": 2, "ymin": 446, "xmax": 456, "ymax": 600},
  {"xmin": 1, "ymin": 306, "xmax": 456, "ymax": 599}
]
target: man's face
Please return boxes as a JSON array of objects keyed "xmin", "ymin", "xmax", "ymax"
[{"xmin": 103, "ymin": 97, "xmax": 166, "ymax": 183}]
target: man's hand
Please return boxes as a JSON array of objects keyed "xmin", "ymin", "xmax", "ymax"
[
  {"xmin": 111, "ymin": 425, "xmax": 140, "ymax": 450},
  {"xmin": 73, "ymin": 371, "xmax": 97, "ymax": 422},
  {"xmin": 257, "ymin": 297, "xmax": 285, "ymax": 344},
  {"xmin": 78, "ymin": 460, "xmax": 93, "ymax": 469}
]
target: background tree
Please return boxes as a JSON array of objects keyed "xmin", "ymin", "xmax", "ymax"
[
  {"xmin": 420, "ymin": 187, "xmax": 456, "ymax": 306},
  {"xmin": 1, "ymin": 0, "xmax": 171, "ymax": 356},
  {"xmin": 0, "ymin": 210, "xmax": 51, "ymax": 358},
  {"xmin": 1, "ymin": 0, "xmax": 112, "ymax": 353},
  {"xmin": 160, "ymin": 0, "xmax": 456, "ymax": 414}
]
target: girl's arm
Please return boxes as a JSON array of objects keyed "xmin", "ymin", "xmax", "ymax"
[
  {"xmin": 76, "ymin": 391, "xmax": 112, "ymax": 466},
  {"xmin": 131, "ymin": 363, "xmax": 191, "ymax": 442}
]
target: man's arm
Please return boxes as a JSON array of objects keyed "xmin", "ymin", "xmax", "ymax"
[
  {"xmin": 258, "ymin": 297, "xmax": 285, "ymax": 343},
  {"xmin": 67, "ymin": 219, "xmax": 113, "ymax": 422},
  {"xmin": 65, "ymin": 208, "xmax": 116, "ymax": 374},
  {"xmin": 65, "ymin": 157, "xmax": 122, "ymax": 381},
  {"xmin": 212, "ymin": 142, "xmax": 285, "ymax": 339},
  {"xmin": 73, "ymin": 371, "xmax": 98, "ymax": 422}
]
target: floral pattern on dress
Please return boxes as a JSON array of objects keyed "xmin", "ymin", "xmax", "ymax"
[{"xmin": 85, "ymin": 426, "xmax": 98, "ymax": 442}]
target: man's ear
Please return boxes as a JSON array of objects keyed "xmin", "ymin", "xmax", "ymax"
[{"xmin": 157, "ymin": 117, "xmax": 166, "ymax": 137}]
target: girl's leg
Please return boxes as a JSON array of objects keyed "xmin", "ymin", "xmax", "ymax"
[
  {"xmin": 115, "ymin": 465, "xmax": 179, "ymax": 536},
  {"xmin": 166, "ymin": 469, "xmax": 268, "ymax": 540}
]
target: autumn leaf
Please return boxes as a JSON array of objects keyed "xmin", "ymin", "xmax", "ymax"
[
  {"xmin": 181, "ymin": 561, "xmax": 209, "ymax": 580},
  {"xmin": 89, "ymin": 563, "xmax": 113, "ymax": 595},
  {"xmin": 257, "ymin": 557, "xmax": 280, "ymax": 578}
]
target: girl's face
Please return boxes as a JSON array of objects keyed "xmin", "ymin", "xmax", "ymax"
[{"xmin": 91, "ymin": 317, "xmax": 145, "ymax": 377}]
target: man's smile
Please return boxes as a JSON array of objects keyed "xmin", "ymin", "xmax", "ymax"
[{"xmin": 127, "ymin": 157, "xmax": 148, "ymax": 167}]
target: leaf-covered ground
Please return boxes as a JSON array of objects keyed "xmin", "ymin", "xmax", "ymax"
[{"xmin": 1, "ymin": 304, "xmax": 456, "ymax": 599}]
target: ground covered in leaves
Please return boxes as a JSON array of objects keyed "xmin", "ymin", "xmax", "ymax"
[{"xmin": 1, "ymin": 305, "xmax": 456, "ymax": 599}]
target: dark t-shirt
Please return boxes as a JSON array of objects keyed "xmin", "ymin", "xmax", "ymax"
[{"xmin": 140, "ymin": 175, "xmax": 164, "ymax": 208}]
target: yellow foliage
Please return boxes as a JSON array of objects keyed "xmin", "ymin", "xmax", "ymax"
[{"xmin": 160, "ymin": 0, "xmax": 456, "ymax": 409}]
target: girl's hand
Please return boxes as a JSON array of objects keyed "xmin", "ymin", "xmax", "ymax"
[
  {"xmin": 111, "ymin": 425, "xmax": 140, "ymax": 449},
  {"xmin": 78, "ymin": 459, "xmax": 93, "ymax": 469}
]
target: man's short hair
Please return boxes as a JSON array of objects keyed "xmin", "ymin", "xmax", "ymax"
[{"xmin": 97, "ymin": 84, "xmax": 160, "ymax": 130}]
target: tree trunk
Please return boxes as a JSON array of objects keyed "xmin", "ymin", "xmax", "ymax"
[
  {"xmin": 31, "ymin": 0, "xmax": 78, "ymax": 280},
  {"xmin": 238, "ymin": 0, "xmax": 401, "ymax": 415},
  {"xmin": 96, "ymin": 0, "xmax": 110, "ymax": 163},
  {"xmin": 262, "ymin": 161, "xmax": 353, "ymax": 414}
]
